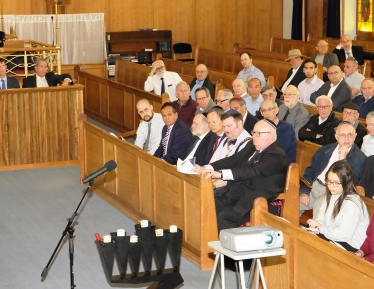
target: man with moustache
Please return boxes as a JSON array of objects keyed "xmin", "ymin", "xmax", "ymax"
[
  {"xmin": 298, "ymin": 59, "xmax": 324, "ymax": 106},
  {"xmin": 134, "ymin": 99, "xmax": 165, "ymax": 154}
]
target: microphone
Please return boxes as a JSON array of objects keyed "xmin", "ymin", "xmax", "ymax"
[{"xmin": 82, "ymin": 160, "xmax": 117, "ymax": 184}]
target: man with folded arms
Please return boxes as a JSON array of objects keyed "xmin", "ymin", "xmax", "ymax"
[
  {"xmin": 299, "ymin": 95, "xmax": 341, "ymax": 145},
  {"xmin": 189, "ymin": 64, "xmax": 215, "ymax": 100},
  {"xmin": 144, "ymin": 59, "xmax": 183, "ymax": 101},
  {"xmin": 300, "ymin": 122, "xmax": 366, "ymax": 214},
  {"xmin": 195, "ymin": 87, "xmax": 215, "ymax": 115},
  {"xmin": 278, "ymin": 85, "xmax": 310, "ymax": 140},
  {"xmin": 193, "ymin": 119, "xmax": 288, "ymax": 231},
  {"xmin": 353, "ymin": 78, "xmax": 374, "ymax": 118},
  {"xmin": 134, "ymin": 99, "xmax": 164, "ymax": 154}
]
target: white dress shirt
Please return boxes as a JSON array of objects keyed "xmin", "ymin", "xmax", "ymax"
[
  {"xmin": 144, "ymin": 71, "xmax": 183, "ymax": 101},
  {"xmin": 36, "ymin": 75, "xmax": 49, "ymax": 87},
  {"xmin": 361, "ymin": 134, "xmax": 374, "ymax": 157},
  {"xmin": 134, "ymin": 113, "xmax": 165, "ymax": 154},
  {"xmin": 298, "ymin": 75, "xmax": 324, "ymax": 106}
]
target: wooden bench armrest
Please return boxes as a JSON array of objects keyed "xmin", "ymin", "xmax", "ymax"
[{"xmin": 117, "ymin": 130, "xmax": 137, "ymax": 139}]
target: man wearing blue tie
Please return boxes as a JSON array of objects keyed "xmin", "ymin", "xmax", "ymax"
[{"xmin": 0, "ymin": 58, "xmax": 20, "ymax": 89}]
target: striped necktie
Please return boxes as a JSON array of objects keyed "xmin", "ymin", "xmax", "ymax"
[{"xmin": 162, "ymin": 126, "xmax": 171, "ymax": 156}]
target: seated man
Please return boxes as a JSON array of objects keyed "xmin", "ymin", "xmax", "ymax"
[
  {"xmin": 342, "ymin": 103, "xmax": 366, "ymax": 147},
  {"xmin": 182, "ymin": 114, "xmax": 216, "ymax": 166},
  {"xmin": 153, "ymin": 102, "xmax": 191, "ymax": 165},
  {"xmin": 172, "ymin": 81, "xmax": 198, "ymax": 127},
  {"xmin": 298, "ymin": 59, "xmax": 324, "ymax": 106},
  {"xmin": 237, "ymin": 52, "xmax": 266, "ymax": 87},
  {"xmin": 353, "ymin": 78, "xmax": 374, "ymax": 118},
  {"xmin": 311, "ymin": 39, "xmax": 339, "ymax": 72},
  {"xmin": 279, "ymin": 49, "xmax": 306, "ymax": 94},
  {"xmin": 134, "ymin": 99, "xmax": 164, "ymax": 154},
  {"xmin": 206, "ymin": 108, "xmax": 226, "ymax": 161},
  {"xmin": 229, "ymin": 97, "xmax": 258, "ymax": 134},
  {"xmin": 299, "ymin": 95, "xmax": 340, "ymax": 145},
  {"xmin": 189, "ymin": 64, "xmax": 215, "ymax": 100},
  {"xmin": 194, "ymin": 119, "xmax": 289, "ymax": 231},
  {"xmin": 22, "ymin": 58, "xmax": 72, "ymax": 88},
  {"xmin": 260, "ymin": 99, "xmax": 296, "ymax": 163},
  {"xmin": 209, "ymin": 110, "xmax": 251, "ymax": 163},
  {"xmin": 300, "ymin": 122, "xmax": 367, "ymax": 214},
  {"xmin": 245, "ymin": 78, "xmax": 264, "ymax": 116},
  {"xmin": 144, "ymin": 59, "xmax": 183, "ymax": 101},
  {"xmin": 215, "ymin": 88, "xmax": 233, "ymax": 112},
  {"xmin": 255, "ymin": 85, "xmax": 282, "ymax": 119},
  {"xmin": 362, "ymin": 111, "xmax": 374, "ymax": 157},
  {"xmin": 310, "ymin": 65, "xmax": 352, "ymax": 112},
  {"xmin": 343, "ymin": 57, "xmax": 365, "ymax": 98},
  {"xmin": 0, "ymin": 58, "xmax": 19, "ymax": 88},
  {"xmin": 232, "ymin": 78, "xmax": 249, "ymax": 98},
  {"xmin": 195, "ymin": 87, "xmax": 215, "ymax": 115},
  {"xmin": 277, "ymin": 85, "xmax": 310, "ymax": 140},
  {"xmin": 333, "ymin": 34, "xmax": 374, "ymax": 65}
]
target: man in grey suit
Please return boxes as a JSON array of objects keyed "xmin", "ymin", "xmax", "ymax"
[
  {"xmin": 195, "ymin": 87, "xmax": 216, "ymax": 115},
  {"xmin": 0, "ymin": 58, "xmax": 20, "ymax": 89},
  {"xmin": 311, "ymin": 39, "xmax": 339, "ymax": 73},
  {"xmin": 310, "ymin": 65, "xmax": 352, "ymax": 112}
]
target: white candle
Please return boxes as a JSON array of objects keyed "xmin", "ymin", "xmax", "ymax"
[
  {"xmin": 140, "ymin": 220, "xmax": 149, "ymax": 228},
  {"xmin": 170, "ymin": 225, "xmax": 178, "ymax": 233},
  {"xmin": 103, "ymin": 235, "xmax": 111, "ymax": 243},
  {"xmin": 155, "ymin": 229, "xmax": 163, "ymax": 237},
  {"xmin": 117, "ymin": 229, "xmax": 125, "ymax": 236},
  {"xmin": 130, "ymin": 235, "xmax": 138, "ymax": 243}
]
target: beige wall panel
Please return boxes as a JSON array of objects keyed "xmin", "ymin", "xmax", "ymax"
[
  {"xmin": 103, "ymin": 139, "xmax": 116, "ymax": 193},
  {"xmin": 138, "ymin": 159, "xmax": 154, "ymax": 219},
  {"xmin": 184, "ymin": 182, "xmax": 201, "ymax": 250}
]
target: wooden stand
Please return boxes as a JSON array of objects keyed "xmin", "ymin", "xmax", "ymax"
[{"xmin": 45, "ymin": 0, "xmax": 70, "ymax": 14}]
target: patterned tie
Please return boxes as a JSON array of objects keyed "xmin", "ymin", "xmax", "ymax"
[
  {"xmin": 228, "ymin": 139, "xmax": 237, "ymax": 146},
  {"xmin": 248, "ymin": 150, "xmax": 260, "ymax": 164},
  {"xmin": 283, "ymin": 109, "xmax": 290, "ymax": 121},
  {"xmin": 162, "ymin": 126, "xmax": 171, "ymax": 156},
  {"xmin": 143, "ymin": 122, "xmax": 152, "ymax": 152},
  {"xmin": 1, "ymin": 79, "xmax": 5, "ymax": 89},
  {"xmin": 160, "ymin": 77, "xmax": 165, "ymax": 95}
]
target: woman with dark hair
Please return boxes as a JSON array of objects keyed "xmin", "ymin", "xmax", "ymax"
[{"xmin": 307, "ymin": 161, "xmax": 369, "ymax": 252}]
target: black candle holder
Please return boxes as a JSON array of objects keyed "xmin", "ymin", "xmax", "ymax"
[{"xmin": 97, "ymin": 223, "xmax": 183, "ymax": 289}]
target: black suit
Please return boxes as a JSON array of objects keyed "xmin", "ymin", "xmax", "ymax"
[
  {"xmin": 189, "ymin": 76, "xmax": 215, "ymax": 100},
  {"xmin": 22, "ymin": 72, "xmax": 72, "ymax": 88},
  {"xmin": 278, "ymin": 62, "xmax": 306, "ymax": 98},
  {"xmin": 355, "ymin": 122, "xmax": 367, "ymax": 148},
  {"xmin": 3, "ymin": 76, "xmax": 20, "ymax": 88},
  {"xmin": 243, "ymin": 111, "xmax": 258, "ymax": 134},
  {"xmin": 154, "ymin": 118, "xmax": 192, "ymax": 165},
  {"xmin": 182, "ymin": 131, "xmax": 216, "ymax": 166},
  {"xmin": 210, "ymin": 141, "xmax": 288, "ymax": 231},
  {"xmin": 333, "ymin": 45, "xmax": 374, "ymax": 65},
  {"xmin": 310, "ymin": 79, "xmax": 352, "ymax": 112}
]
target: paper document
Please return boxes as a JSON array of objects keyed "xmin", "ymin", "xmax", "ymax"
[{"xmin": 177, "ymin": 158, "xmax": 199, "ymax": 174}]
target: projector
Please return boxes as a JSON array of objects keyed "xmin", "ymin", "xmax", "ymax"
[{"xmin": 220, "ymin": 226, "xmax": 283, "ymax": 252}]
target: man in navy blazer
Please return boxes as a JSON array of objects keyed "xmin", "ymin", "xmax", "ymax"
[
  {"xmin": 0, "ymin": 58, "xmax": 20, "ymax": 88},
  {"xmin": 333, "ymin": 35, "xmax": 374, "ymax": 65},
  {"xmin": 229, "ymin": 97, "xmax": 258, "ymax": 134},
  {"xmin": 182, "ymin": 114, "xmax": 216, "ymax": 166},
  {"xmin": 22, "ymin": 58, "xmax": 72, "ymax": 88},
  {"xmin": 154, "ymin": 102, "xmax": 192, "ymax": 165}
]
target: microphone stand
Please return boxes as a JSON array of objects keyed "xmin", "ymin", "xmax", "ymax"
[{"xmin": 41, "ymin": 180, "xmax": 94, "ymax": 288}]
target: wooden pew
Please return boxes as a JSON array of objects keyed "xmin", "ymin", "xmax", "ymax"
[
  {"xmin": 296, "ymin": 140, "xmax": 321, "ymax": 176},
  {"xmin": 232, "ymin": 43, "xmax": 288, "ymax": 61},
  {"xmin": 270, "ymin": 36, "xmax": 318, "ymax": 56},
  {"xmin": 308, "ymin": 34, "xmax": 374, "ymax": 53},
  {"xmin": 0, "ymin": 85, "xmax": 84, "ymax": 170},
  {"xmin": 251, "ymin": 197, "xmax": 374, "ymax": 289}
]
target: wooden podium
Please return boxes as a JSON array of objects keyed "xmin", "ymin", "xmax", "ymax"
[{"xmin": 45, "ymin": 0, "xmax": 70, "ymax": 14}]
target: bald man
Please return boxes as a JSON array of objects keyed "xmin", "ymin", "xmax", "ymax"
[
  {"xmin": 333, "ymin": 34, "xmax": 374, "ymax": 65},
  {"xmin": 193, "ymin": 119, "xmax": 288, "ymax": 231},
  {"xmin": 189, "ymin": 63, "xmax": 215, "ymax": 100}
]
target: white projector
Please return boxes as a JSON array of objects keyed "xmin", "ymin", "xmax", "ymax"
[{"xmin": 220, "ymin": 226, "xmax": 284, "ymax": 252}]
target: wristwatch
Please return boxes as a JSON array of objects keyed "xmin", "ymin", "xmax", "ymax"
[{"xmin": 219, "ymin": 170, "xmax": 223, "ymax": 179}]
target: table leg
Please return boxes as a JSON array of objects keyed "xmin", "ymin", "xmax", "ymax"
[
  {"xmin": 238, "ymin": 260, "xmax": 246, "ymax": 289},
  {"xmin": 257, "ymin": 258, "xmax": 267, "ymax": 289},
  {"xmin": 220, "ymin": 253, "xmax": 225, "ymax": 289},
  {"xmin": 255, "ymin": 258, "xmax": 259, "ymax": 289},
  {"xmin": 208, "ymin": 252, "xmax": 220, "ymax": 289}
]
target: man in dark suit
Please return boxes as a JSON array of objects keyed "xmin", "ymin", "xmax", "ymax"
[
  {"xmin": 333, "ymin": 34, "xmax": 374, "ymax": 65},
  {"xmin": 229, "ymin": 97, "xmax": 258, "ymax": 134},
  {"xmin": 310, "ymin": 65, "xmax": 352, "ymax": 112},
  {"xmin": 0, "ymin": 58, "xmax": 19, "ymax": 88},
  {"xmin": 193, "ymin": 119, "xmax": 288, "ymax": 231},
  {"xmin": 22, "ymin": 58, "xmax": 72, "ymax": 88},
  {"xmin": 154, "ymin": 102, "xmax": 192, "ymax": 165},
  {"xmin": 189, "ymin": 64, "xmax": 215, "ymax": 100},
  {"xmin": 182, "ymin": 114, "xmax": 216, "ymax": 166}
]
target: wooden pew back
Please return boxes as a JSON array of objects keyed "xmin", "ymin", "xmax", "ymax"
[
  {"xmin": 308, "ymin": 35, "xmax": 374, "ymax": 53},
  {"xmin": 296, "ymin": 140, "xmax": 321, "ymax": 175},
  {"xmin": 233, "ymin": 43, "xmax": 288, "ymax": 61},
  {"xmin": 270, "ymin": 36, "xmax": 318, "ymax": 56}
]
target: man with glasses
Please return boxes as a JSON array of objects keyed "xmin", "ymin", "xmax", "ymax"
[
  {"xmin": 311, "ymin": 39, "xmax": 339, "ymax": 73},
  {"xmin": 353, "ymin": 78, "xmax": 374, "ymax": 118},
  {"xmin": 193, "ymin": 119, "xmax": 288, "ymax": 231},
  {"xmin": 144, "ymin": 59, "xmax": 183, "ymax": 101},
  {"xmin": 298, "ymin": 59, "xmax": 324, "ymax": 106},
  {"xmin": 299, "ymin": 95, "xmax": 340, "ymax": 145},
  {"xmin": 215, "ymin": 88, "xmax": 233, "ymax": 112},
  {"xmin": 172, "ymin": 81, "xmax": 198, "ymax": 127},
  {"xmin": 343, "ymin": 57, "xmax": 365, "ymax": 98},
  {"xmin": 342, "ymin": 103, "xmax": 366, "ymax": 147},
  {"xmin": 229, "ymin": 97, "xmax": 258, "ymax": 134},
  {"xmin": 278, "ymin": 85, "xmax": 310, "ymax": 139},
  {"xmin": 279, "ymin": 49, "xmax": 306, "ymax": 94},
  {"xmin": 189, "ymin": 64, "xmax": 215, "ymax": 100},
  {"xmin": 195, "ymin": 87, "xmax": 215, "ymax": 115},
  {"xmin": 300, "ymin": 122, "xmax": 366, "ymax": 214},
  {"xmin": 310, "ymin": 65, "xmax": 352, "ymax": 112},
  {"xmin": 255, "ymin": 85, "xmax": 282, "ymax": 118}
]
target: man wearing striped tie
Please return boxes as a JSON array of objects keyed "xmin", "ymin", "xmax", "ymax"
[
  {"xmin": 153, "ymin": 102, "xmax": 192, "ymax": 165},
  {"xmin": 0, "ymin": 58, "xmax": 20, "ymax": 89}
]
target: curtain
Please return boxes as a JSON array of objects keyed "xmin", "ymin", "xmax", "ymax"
[
  {"xmin": 291, "ymin": 0, "xmax": 303, "ymax": 40},
  {"xmin": 3, "ymin": 13, "xmax": 105, "ymax": 64},
  {"xmin": 326, "ymin": 0, "xmax": 341, "ymax": 38}
]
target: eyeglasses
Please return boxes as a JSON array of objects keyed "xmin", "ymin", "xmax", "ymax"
[
  {"xmin": 342, "ymin": 111, "xmax": 357, "ymax": 115},
  {"xmin": 260, "ymin": 107, "xmax": 276, "ymax": 113},
  {"xmin": 215, "ymin": 99, "xmax": 228, "ymax": 104},
  {"xmin": 326, "ymin": 179, "xmax": 341, "ymax": 187},
  {"xmin": 196, "ymin": 96, "xmax": 209, "ymax": 101},
  {"xmin": 327, "ymin": 71, "xmax": 340, "ymax": 76},
  {"xmin": 251, "ymin": 131, "xmax": 272, "ymax": 137},
  {"xmin": 316, "ymin": 105, "xmax": 331, "ymax": 110},
  {"xmin": 336, "ymin": 133, "xmax": 355, "ymax": 139}
]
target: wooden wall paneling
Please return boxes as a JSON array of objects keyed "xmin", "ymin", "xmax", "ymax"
[
  {"xmin": 236, "ymin": 0, "xmax": 253, "ymax": 50},
  {"xmin": 107, "ymin": 85, "xmax": 125, "ymax": 126},
  {"xmin": 184, "ymin": 181, "xmax": 201, "ymax": 252},
  {"xmin": 138, "ymin": 158, "xmax": 154, "ymax": 219},
  {"xmin": 306, "ymin": 0, "xmax": 325, "ymax": 38},
  {"xmin": 103, "ymin": 138, "xmax": 117, "ymax": 193},
  {"xmin": 85, "ymin": 78, "xmax": 102, "ymax": 115}
]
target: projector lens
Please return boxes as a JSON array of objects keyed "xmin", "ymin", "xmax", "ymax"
[{"xmin": 265, "ymin": 234, "xmax": 273, "ymax": 244}]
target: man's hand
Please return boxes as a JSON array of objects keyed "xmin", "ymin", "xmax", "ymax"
[
  {"xmin": 192, "ymin": 164, "xmax": 204, "ymax": 173},
  {"xmin": 339, "ymin": 146, "xmax": 349, "ymax": 160},
  {"xmin": 316, "ymin": 134, "xmax": 323, "ymax": 139},
  {"xmin": 213, "ymin": 179, "xmax": 227, "ymax": 188},
  {"xmin": 306, "ymin": 128, "xmax": 311, "ymax": 132},
  {"xmin": 61, "ymin": 78, "xmax": 70, "ymax": 86},
  {"xmin": 300, "ymin": 194, "xmax": 310, "ymax": 207},
  {"xmin": 150, "ymin": 60, "xmax": 163, "ymax": 76}
]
